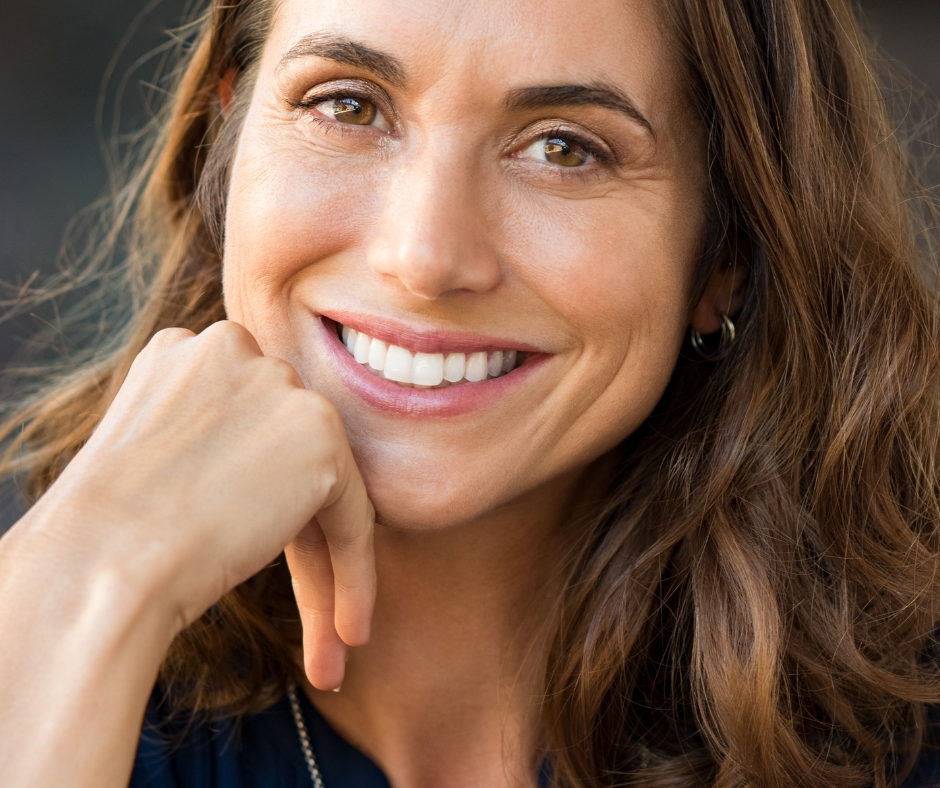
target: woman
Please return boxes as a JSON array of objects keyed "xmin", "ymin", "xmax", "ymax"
[{"xmin": 2, "ymin": 0, "xmax": 940, "ymax": 785}]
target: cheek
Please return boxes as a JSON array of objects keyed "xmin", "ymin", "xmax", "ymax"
[
  {"xmin": 498, "ymin": 186, "xmax": 701, "ymax": 457},
  {"xmin": 222, "ymin": 125, "xmax": 384, "ymax": 345},
  {"xmin": 504, "ymin": 187, "xmax": 698, "ymax": 354}
]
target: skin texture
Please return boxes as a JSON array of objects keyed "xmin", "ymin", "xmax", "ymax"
[{"xmin": 0, "ymin": 0, "xmax": 747, "ymax": 787}]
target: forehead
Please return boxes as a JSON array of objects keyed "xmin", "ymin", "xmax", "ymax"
[{"xmin": 267, "ymin": 0, "xmax": 680, "ymax": 119}]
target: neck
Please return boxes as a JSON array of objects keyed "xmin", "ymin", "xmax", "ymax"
[{"xmin": 304, "ymin": 468, "xmax": 594, "ymax": 788}]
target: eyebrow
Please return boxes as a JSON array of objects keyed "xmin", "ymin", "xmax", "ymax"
[
  {"xmin": 503, "ymin": 84, "xmax": 654, "ymax": 136},
  {"xmin": 278, "ymin": 36, "xmax": 652, "ymax": 137},
  {"xmin": 278, "ymin": 33, "xmax": 407, "ymax": 88}
]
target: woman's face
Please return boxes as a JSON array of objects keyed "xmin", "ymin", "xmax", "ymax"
[{"xmin": 223, "ymin": 0, "xmax": 707, "ymax": 530}]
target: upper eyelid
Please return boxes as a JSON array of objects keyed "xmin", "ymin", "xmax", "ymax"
[
  {"xmin": 293, "ymin": 80, "xmax": 396, "ymax": 116},
  {"xmin": 517, "ymin": 128, "xmax": 617, "ymax": 167},
  {"xmin": 504, "ymin": 115, "xmax": 615, "ymax": 153},
  {"xmin": 300, "ymin": 85, "xmax": 383, "ymax": 104}
]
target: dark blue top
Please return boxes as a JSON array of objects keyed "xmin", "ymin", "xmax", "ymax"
[
  {"xmin": 131, "ymin": 690, "xmax": 389, "ymax": 788},
  {"xmin": 130, "ymin": 690, "xmax": 940, "ymax": 788}
]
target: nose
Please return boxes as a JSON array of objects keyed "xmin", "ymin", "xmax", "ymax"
[{"xmin": 365, "ymin": 144, "xmax": 503, "ymax": 300}]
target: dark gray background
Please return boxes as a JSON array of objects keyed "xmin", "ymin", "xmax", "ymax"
[{"xmin": 0, "ymin": 0, "xmax": 937, "ymax": 366}]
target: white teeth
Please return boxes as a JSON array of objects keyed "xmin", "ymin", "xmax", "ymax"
[
  {"xmin": 487, "ymin": 351, "xmax": 504, "ymax": 378},
  {"xmin": 465, "ymin": 351, "xmax": 488, "ymax": 382},
  {"xmin": 413, "ymin": 353, "xmax": 444, "ymax": 386},
  {"xmin": 443, "ymin": 352, "xmax": 466, "ymax": 383},
  {"xmin": 338, "ymin": 324, "xmax": 522, "ymax": 388},
  {"xmin": 353, "ymin": 332, "xmax": 372, "ymax": 364},
  {"xmin": 367, "ymin": 338, "xmax": 388, "ymax": 372},
  {"xmin": 384, "ymin": 344, "xmax": 414, "ymax": 384}
]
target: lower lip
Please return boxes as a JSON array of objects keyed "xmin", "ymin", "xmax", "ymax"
[{"xmin": 318, "ymin": 317, "xmax": 547, "ymax": 418}]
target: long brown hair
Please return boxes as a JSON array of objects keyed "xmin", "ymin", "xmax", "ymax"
[{"xmin": 3, "ymin": 1, "xmax": 940, "ymax": 786}]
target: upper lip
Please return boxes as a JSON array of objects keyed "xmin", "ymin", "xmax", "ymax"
[{"xmin": 320, "ymin": 310, "xmax": 546, "ymax": 355}]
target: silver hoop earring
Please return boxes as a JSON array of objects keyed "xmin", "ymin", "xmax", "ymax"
[{"xmin": 690, "ymin": 313, "xmax": 736, "ymax": 361}]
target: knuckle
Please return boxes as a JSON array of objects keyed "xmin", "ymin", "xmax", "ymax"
[
  {"xmin": 328, "ymin": 529, "xmax": 369, "ymax": 553},
  {"xmin": 299, "ymin": 606, "xmax": 335, "ymax": 626},
  {"xmin": 295, "ymin": 596, "xmax": 335, "ymax": 620},
  {"xmin": 202, "ymin": 319, "xmax": 240, "ymax": 338},
  {"xmin": 334, "ymin": 573, "xmax": 374, "ymax": 598},
  {"xmin": 310, "ymin": 393, "xmax": 344, "ymax": 434},
  {"xmin": 293, "ymin": 528, "xmax": 329, "ymax": 553},
  {"xmin": 147, "ymin": 327, "xmax": 195, "ymax": 351},
  {"xmin": 200, "ymin": 320, "xmax": 257, "ymax": 353},
  {"xmin": 260, "ymin": 356, "xmax": 303, "ymax": 387},
  {"xmin": 311, "ymin": 463, "xmax": 341, "ymax": 504},
  {"xmin": 291, "ymin": 391, "xmax": 344, "ymax": 438}
]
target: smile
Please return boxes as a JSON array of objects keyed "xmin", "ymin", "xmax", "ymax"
[{"xmin": 337, "ymin": 323, "xmax": 527, "ymax": 389}]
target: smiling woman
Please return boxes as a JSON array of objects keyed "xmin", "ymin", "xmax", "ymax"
[{"xmin": 1, "ymin": 1, "xmax": 940, "ymax": 788}]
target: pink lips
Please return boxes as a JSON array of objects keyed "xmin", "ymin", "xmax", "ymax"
[
  {"xmin": 317, "ymin": 316, "xmax": 547, "ymax": 418},
  {"xmin": 323, "ymin": 310, "xmax": 542, "ymax": 355}
]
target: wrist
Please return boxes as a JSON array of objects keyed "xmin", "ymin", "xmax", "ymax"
[
  {"xmin": 0, "ymin": 509, "xmax": 181, "ymax": 788},
  {"xmin": 0, "ymin": 501, "xmax": 185, "ymax": 649}
]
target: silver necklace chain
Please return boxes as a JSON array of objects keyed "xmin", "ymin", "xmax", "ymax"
[{"xmin": 287, "ymin": 682, "xmax": 327, "ymax": 788}]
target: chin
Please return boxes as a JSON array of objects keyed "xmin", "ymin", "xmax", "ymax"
[
  {"xmin": 370, "ymin": 500, "xmax": 477, "ymax": 532},
  {"xmin": 348, "ymin": 434, "xmax": 504, "ymax": 531},
  {"xmin": 359, "ymin": 463, "xmax": 497, "ymax": 532},
  {"xmin": 367, "ymin": 480, "xmax": 489, "ymax": 531}
]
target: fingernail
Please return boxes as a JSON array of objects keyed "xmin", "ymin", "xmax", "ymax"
[{"xmin": 332, "ymin": 685, "xmax": 341, "ymax": 693}]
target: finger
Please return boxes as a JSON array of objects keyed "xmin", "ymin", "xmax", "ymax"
[
  {"xmin": 316, "ymin": 449, "xmax": 376, "ymax": 648},
  {"xmin": 285, "ymin": 519, "xmax": 347, "ymax": 691}
]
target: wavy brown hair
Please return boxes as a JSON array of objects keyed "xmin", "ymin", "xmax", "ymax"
[{"xmin": 2, "ymin": 0, "xmax": 940, "ymax": 786}]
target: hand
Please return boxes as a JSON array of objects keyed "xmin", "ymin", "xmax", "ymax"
[{"xmin": 27, "ymin": 320, "xmax": 375, "ymax": 688}]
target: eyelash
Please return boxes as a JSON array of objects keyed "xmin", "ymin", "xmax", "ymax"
[
  {"xmin": 292, "ymin": 88, "xmax": 392, "ymax": 134},
  {"xmin": 532, "ymin": 127, "xmax": 613, "ymax": 165},
  {"xmin": 291, "ymin": 89, "xmax": 616, "ymax": 178},
  {"xmin": 509, "ymin": 128, "xmax": 616, "ymax": 187}
]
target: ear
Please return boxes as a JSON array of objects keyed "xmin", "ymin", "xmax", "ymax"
[
  {"xmin": 219, "ymin": 67, "xmax": 238, "ymax": 117},
  {"xmin": 689, "ymin": 241, "xmax": 750, "ymax": 335}
]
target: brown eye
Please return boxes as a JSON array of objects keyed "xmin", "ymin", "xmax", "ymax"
[
  {"xmin": 328, "ymin": 97, "xmax": 376, "ymax": 125},
  {"xmin": 312, "ymin": 94, "xmax": 391, "ymax": 132},
  {"xmin": 543, "ymin": 138, "xmax": 590, "ymax": 166},
  {"xmin": 523, "ymin": 136, "xmax": 594, "ymax": 167}
]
